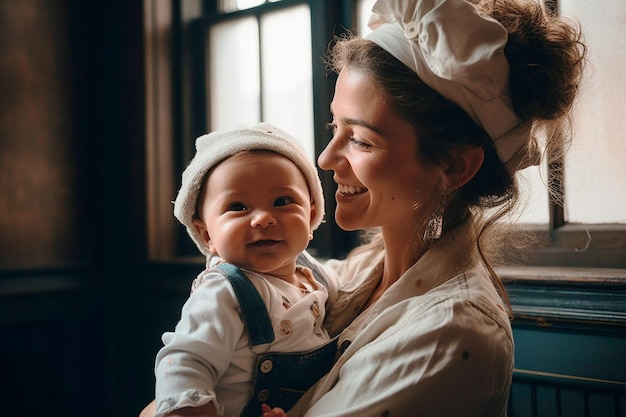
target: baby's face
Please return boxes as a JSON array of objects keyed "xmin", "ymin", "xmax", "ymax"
[{"xmin": 194, "ymin": 151, "xmax": 315, "ymax": 278}]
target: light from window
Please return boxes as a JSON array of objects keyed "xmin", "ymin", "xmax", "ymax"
[
  {"xmin": 220, "ymin": 0, "xmax": 283, "ymax": 13},
  {"xmin": 515, "ymin": 165, "xmax": 550, "ymax": 224},
  {"xmin": 209, "ymin": 17, "xmax": 261, "ymax": 130},
  {"xmin": 208, "ymin": 5, "xmax": 315, "ymax": 161},
  {"xmin": 357, "ymin": 0, "xmax": 376, "ymax": 36},
  {"xmin": 260, "ymin": 5, "xmax": 314, "ymax": 160},
  {"xmin": 561, "ymin": 0, "xmax": 626, "ymax": 224}
]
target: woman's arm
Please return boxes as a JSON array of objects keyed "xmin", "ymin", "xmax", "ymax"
[
  {"xmin": 140, "ymin": 401, "xmax": 218, "ymax": 417},
  {"xmin": 164, "ymin": 403, "xmax": 218, "ymax": 417},
  {"xmin": 142, "ymin": 400, "xmax": 280, "ymax": 417}
]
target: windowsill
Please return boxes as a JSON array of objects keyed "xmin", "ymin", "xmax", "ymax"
[
  {"xmin": 498, "ymin": 265, "xmax": 626, "ymax": 284},
  {"xmin": 498, "ymin": 266, "xmax": 626, "ymax": 328},
  {"xmin": 502, "ymin": 223, "xmax": 626, "ymax": 269}
]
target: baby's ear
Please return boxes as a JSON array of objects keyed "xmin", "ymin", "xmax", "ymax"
[
  {"xmin": 192, "ymin": 219, "xmax": 218, "ymax": 254},
  {"xmin": 192, "ymin": 219, "xmax": 210, "ymax": 243},
  {"xmin": 309, "ymin": 203, "xmax": 317, "ymax": 227}
]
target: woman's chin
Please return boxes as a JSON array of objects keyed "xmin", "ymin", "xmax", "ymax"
[{"xmin": 335, "ymin": 212, "xmax": 363, "ymax": 231}]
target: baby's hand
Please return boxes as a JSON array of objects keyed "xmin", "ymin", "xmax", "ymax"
[{"xmin": 261, "ymin": 404, "xmax": 287, "ymax": 417}]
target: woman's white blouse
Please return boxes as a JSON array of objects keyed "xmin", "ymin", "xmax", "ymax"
[{"xmin": 292, "ymin": 219, "xmax": 514, "ymax": 417}]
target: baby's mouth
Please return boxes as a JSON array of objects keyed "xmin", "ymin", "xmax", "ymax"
[
  {"xmin": 338, "ymin": 184, "xmax": 367, "ymax": 195},
  {"xmin": 250, "ymin": 239, "xmax": 281, "ymax": 247}
]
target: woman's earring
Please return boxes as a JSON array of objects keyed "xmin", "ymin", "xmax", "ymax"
[{"xmin": 423, "ymin": 204, "xmax": 444, "ymax": 241}]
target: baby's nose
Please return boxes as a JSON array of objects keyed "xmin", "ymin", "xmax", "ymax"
[{"xmin": 251, "ymin": 210, "xmax": 277, "ymax": 228}]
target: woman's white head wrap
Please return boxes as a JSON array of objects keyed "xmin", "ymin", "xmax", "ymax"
[
  {"xmin": 174, "ymin": 122, "xmax": 325, "ymax": 256},
  {"xmin": 365, "ymin": 0, "xmax": 540, "ymax": 173}
]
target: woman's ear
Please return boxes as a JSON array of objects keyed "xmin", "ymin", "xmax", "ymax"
[
  {"xmin": 444, "ymin": 146, "xmax": 484, "ymax": 191},
  {"xmin": 192, "ymin": 219, "xmax": 218, "ymax": 254}
]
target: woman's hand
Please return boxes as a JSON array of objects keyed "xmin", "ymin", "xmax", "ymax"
[
  {"xmin": 139, "ymin": 400, "xmax": 218, "ymax": 417},
  {"xmin": 139, "ymin": 400, "xmax": 156, "ymax": 417},
  {"xmin": 261, "ymin": 403, "xmax": 287, "ymax": 417}
]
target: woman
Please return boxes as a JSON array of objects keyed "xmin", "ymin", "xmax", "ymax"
[
  {"xmin": 143, "ymin": 0, "xmax": 585, "ymax": 415},
  {"xmin": 266, "ymin": 0, "xmax": 584, "ymax": 415}
]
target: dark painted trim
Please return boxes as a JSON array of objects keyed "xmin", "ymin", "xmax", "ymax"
[
  {"xmin": 0, "ymin": 267, "xmax": 92, "ymax": 296},
  {"xmin": 513, "ymin": 369, "xmax": 626, "ymax": 394},
  {"xmin": 501, "ymin": 266, "xmax": 626, "ymax": 327}
]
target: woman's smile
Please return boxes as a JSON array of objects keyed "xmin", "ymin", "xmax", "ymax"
[{"xmin": 337, "ymin": 183, "xmax": 368, "ymax": 196}]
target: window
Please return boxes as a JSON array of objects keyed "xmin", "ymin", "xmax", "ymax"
[
  {"xmin": 511, "ymin": 0, "xmax": 626, "ymax": 268},
  {"xmin": 207, "ymin": 3, "xmax": 315, "ymax": 159},
  {"xmin": 360, "ymin": 0, "xmax": 626, "ymax": 268},
  {"xmin": 146, "ymin": 0, "xmax": 626, "ymax": 268}
]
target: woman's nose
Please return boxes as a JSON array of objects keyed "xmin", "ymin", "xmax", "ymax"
[
  {"xmin": 251, "ymin": 210, "xmax": 277, "ymax": 228},
  {"xmin": 318, "ymin": 138, "xmax": 346, "ymax": 171}
]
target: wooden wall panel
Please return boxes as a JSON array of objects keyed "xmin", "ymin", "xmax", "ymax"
[
  {"xmin": 0, "ymin": 0, "xmax": 146, "ymax": 416},
  {"xmin": 0, "ymin": 0, "xmax": 90, "ymax": 269},
  {"xmin": 0, "ymin": 3, "xmax": 100, "ymax": 414},
  {"xmin": 0, "ymin": 285, "xmax": 105, "ymax": 417}
]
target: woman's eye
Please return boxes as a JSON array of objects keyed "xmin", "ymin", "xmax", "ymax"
[
  {"xmin": 349, "ymin": 137, "xmax": 371, "ymax": 149},
  {"xmin": 228, "ymin": 203, "xmax": 247, "ymax": 212},
  {"xmin": 274, "ymin": 196, "xmax": 293, "ymax": 207},
  {"xmin": 327, "ymin": 122, "xmax": 370, "ymax": 148}
]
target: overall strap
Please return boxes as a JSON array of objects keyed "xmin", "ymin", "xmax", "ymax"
[{"xmin": 214, "ymin": 263, "xmax": 275, "ymax": 347}]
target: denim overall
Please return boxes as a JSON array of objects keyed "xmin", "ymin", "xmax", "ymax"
[{"xmin": 214, "ymin": 254, "xmax": 338, "ymax": 417}]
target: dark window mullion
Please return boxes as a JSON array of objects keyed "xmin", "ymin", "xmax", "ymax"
[
  {"xmin": 546, "ymin": 0, "xmax": 566, "ymax": 238},
  {"xmin": 308, "ymin": 0, "xmax": 361, "ymax": 258},
  {"xmin": 257, "ymin": 14, "xmax": 264, "ymax": 122}
]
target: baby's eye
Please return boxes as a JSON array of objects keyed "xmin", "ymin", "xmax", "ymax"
[
  {"xmin": 274, "ymin": 196, "xmax": 294, "ymax": 207},
  {"xmin": 228, "ymin": 202, "xmax": 247, "ymax": 212}
]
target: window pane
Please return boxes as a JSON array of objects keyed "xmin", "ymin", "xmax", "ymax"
[
  {"xmin": 260, "ymin": 5, "xmax": 315, "ymax": 160},
  {"xmin": 220, "ymin": 0, "xmax": 283, "ymax": 13},
  {"xmin": 220, "ymin": 0, "xmax": 264, "ymax": 13},
  {"xmin": 209, "ymin": 17, "xmax": 261, "ymax": 130},
  {"xmin": 516, "ymin": 164, "xmax": 550, "ymax": 224},
  {"xmin": 357, "ymin": 0, "xmax": 376, "ymax": 36},
  {"xmin": 561, "ymin": 0, "xmax": 626, "ymax": 224}
]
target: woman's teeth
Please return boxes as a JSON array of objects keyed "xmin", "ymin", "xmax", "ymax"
[{"xmin": 338, "ymin": 184, "xmax": 367, "ymax": 195}]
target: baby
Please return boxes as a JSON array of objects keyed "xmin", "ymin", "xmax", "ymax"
[{"xmin": 153, "ymin": 123, "xmax": 338, "ymax": 417}]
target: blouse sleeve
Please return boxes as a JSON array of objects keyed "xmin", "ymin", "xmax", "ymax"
[
  {"xmin": 302, "ymin": 297, "xmax": 513, "ymax": 417},
  {"xmin": 154, "ymin": 272, "xmax": 244, "ymax": 417}
]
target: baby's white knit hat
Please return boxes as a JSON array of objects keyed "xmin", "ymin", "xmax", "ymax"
[{"xmin": 173, "ymin": 122, "xmax": 325, "ymax": 256}]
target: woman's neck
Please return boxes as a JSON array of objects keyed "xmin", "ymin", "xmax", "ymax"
[
  {"xmin": 365, "ymin": 213, "xmax": 476, "ymax": 308},
  {"xmin": 362, "ymin": 229, "xmax": 427, "ymax": 308}
]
